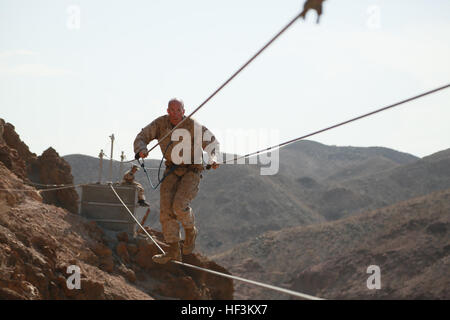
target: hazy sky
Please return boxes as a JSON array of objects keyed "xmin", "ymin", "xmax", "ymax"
[{"xmin": 1, "ymin": 0, "xmax": 449, "ymax": 161}]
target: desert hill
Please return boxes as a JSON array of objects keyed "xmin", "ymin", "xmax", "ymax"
[
  {"xmin": 213, "ymin": 188, "xmax": 450, "ymax": 299},
  {"xmin": 285, "ymin": 145, "xmax": 450, "ymax": 221}
]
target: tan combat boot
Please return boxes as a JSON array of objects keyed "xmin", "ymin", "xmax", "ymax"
[
  {"xmin": 183, "ymin": 226, "xmax": 198, "ymax": 255},
  {"xmin": 152, "ymin": 242, "xmax": 181, "ymax": 264}
]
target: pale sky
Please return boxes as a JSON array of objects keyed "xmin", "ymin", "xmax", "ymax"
[{"xmin": 1, "ymin": 0, "xmax": 450, "ymax": 161}]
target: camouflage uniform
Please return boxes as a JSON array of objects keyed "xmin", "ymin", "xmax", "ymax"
[
  {"xmin": 134, "ymin": 115, "xmax": 219, "ymax": 243},
  {"xmin": 122, "ymin": 170, "xmax": 146, "ymax": 202}
]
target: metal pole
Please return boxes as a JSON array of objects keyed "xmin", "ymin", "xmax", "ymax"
[
  {"xmin": 109, "ymin": 134, "xmax": 115, "ymax": 182},
  {"xmin": 98, "ymin": 149, "xmax": 105, "ymax": 184}
]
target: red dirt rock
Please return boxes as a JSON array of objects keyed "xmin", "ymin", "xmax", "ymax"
[
  {"xmin": 116, "ymin": 242, "xmax": 130, "ymax": 264},
  {"xmin": 0, "ymin": 119, "xmax": 233, "ymax": 300},
  {"xmin": 29, "ymin": 147, "xmax": 79, "ymax": 213},
  {"xmin": 0, "ymin": 119, "xmax": 79, "ymax": 213}
]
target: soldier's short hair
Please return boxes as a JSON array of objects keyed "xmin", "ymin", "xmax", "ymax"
[{"xmin": 168, "ymin": 98, "xmax": 184, "ymax": 108}]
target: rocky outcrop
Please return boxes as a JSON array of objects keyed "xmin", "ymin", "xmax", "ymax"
[
  {"xmin": 113, "ymin": 230, "xmax": 233, "ymax": 300},
  {"xmin": 0, "ymin": 195, "xmax": 152, "ymax": 299},
  {"xmin": 1, "ymin": 120, "xmax": 36, "ymax": 165},
  {"xmin": 0, "ymin": 119, "xmax": 33, "ymax": 181},
  {"xmin": 0, "ymin": 162, "xmax": 41, "ymax": 207},
  {"xmin": 0, "ymin": 119, "xmax": 78, "ymax": 213},
  {"xmin": 29, "ymin": 147, "xmax": 79, "ymax": 214},
  {"xmin": 0, "ymin": 122, "xmax": 234, "ymax": 300},
  {"xmin": 0, "ymin": 166, "xmax": 234, "ymax": 300}
]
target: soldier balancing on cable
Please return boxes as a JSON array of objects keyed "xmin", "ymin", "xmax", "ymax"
[{"xmin": 134, "ymin": 98, "xmax": 220, "ymax": 264}]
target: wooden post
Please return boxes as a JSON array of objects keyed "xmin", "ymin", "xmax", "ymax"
[
  {"xmin": 98, "ymin": 149, "xmax": 105, "ymax": 183},
  {"xmin": 109, "ymin": 134, "xmax": 115, "ymax": 182},
  {"xmin": 119, "ymin": 151, "xmax": 125, "ymax": 181}
]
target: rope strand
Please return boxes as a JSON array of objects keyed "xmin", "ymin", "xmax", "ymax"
[
  {"xmin": 222, "ymin": 83, "xmax": 450, "ymax": 164},
  {"xmin": 109, "ymin": 184, "xmax": 323, "ymax": 300},
  {"xmin": 144, "ymin": 11, "xmax": 305, "ymax": 156}
]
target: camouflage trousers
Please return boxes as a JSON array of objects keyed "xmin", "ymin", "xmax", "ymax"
[
  {"xmin": 160, "ymin": 168, "xmax": 201, "ymax": 243},
  {"xmin": 122, "ymin": 181, "xmax": 146, "ymax": 201}
]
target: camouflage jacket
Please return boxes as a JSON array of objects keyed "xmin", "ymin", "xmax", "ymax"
[{"xmin": 133, "ymin": 115, "xmax": 219, "ymax": 167}]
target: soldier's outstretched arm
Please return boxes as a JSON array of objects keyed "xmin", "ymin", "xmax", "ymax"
[{"xmin": 133, "ymin": 117, "xmax": 162, "ymax": 159}]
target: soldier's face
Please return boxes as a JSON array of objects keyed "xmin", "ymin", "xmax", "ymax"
[{"xmin": 167, "ymin": 101, "xmax": 185, "ymax": 125}]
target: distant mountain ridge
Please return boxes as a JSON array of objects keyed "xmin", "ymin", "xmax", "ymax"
[{"xmin": 276, "ymin": 140, "xmax": 418, "ymax": 182}]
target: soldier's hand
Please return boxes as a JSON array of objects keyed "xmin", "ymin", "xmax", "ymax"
[
  {"xmin": 211, "ymin": 162, "xmax": 219, "ymax": 170},
  {"xmin": 139, "ymin": 150, "xmax": 148, "ymax": 159}
]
